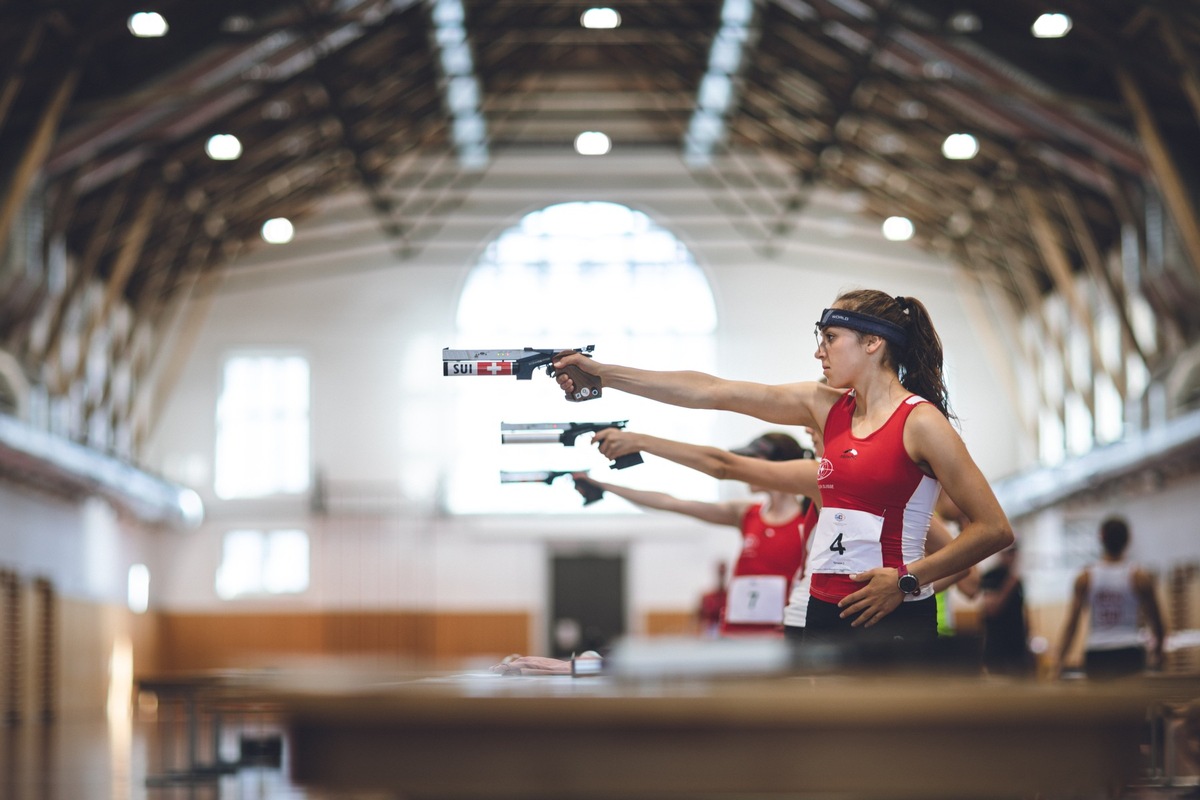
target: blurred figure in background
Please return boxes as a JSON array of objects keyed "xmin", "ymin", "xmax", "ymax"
[
  {"xmin": 1053, "ymin": 516, "xmax": 1165, "ymax": 680},
  {"xmin": 697, "ymin": 561, "xmax": 729, "ymax": 639},
  {"xmin": 980, "ymin": 544, "xmax": 1035, "ymax": 677}
]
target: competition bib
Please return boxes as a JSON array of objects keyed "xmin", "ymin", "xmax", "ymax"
[
  {"xmin": 725, "ymin": 575, "xmax": 787, "ymax": 624},
  {"xmin": 806, "ymin": 507, "xmax": 885, "ymax": 574}
]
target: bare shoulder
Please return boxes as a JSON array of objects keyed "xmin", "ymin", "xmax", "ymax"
[
  {"xmin": 903, "ymin": 401, "xmax": 966, "ymax": 461},
  {"xmin": 808, "ymin": 382, "xmax": 847, "ymax": 424},
  {"xmin": 1074, "ymin": 569, "xmax": 1091, "ymax": 594},
  {"xmin": 909, "ymin": 399, "xmax": 959, "ymax": 432},
  {"xmin": 1133, "ymin": 566, "xmax": 1157, "ymax": 590}
]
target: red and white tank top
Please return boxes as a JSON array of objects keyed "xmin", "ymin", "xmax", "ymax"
[
  {"xmin": 808, "ymin": 391, "xmax": 940, "ymax": 603},
  {"xmin": 721, "ymin": 501, "xmax": 810, "ymax": 635}
]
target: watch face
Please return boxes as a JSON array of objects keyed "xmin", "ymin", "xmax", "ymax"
[{"xmin": 898, "ymin": 574, "xmax": 919, "ymax": 594}]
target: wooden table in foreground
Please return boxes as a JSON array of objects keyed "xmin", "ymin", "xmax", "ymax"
[{"xmin": 262, "ymin": 669, "xmax": 1199, "ymax": 800}]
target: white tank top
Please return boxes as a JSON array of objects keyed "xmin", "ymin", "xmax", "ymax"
[{"xmin": 1086, "ymin": 561, "xmax": 1143, "ymax": 650}]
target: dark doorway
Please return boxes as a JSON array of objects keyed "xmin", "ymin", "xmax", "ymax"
[{"xmin": 549, "ymin": 553, "xmax": 625, "ymax": 658}]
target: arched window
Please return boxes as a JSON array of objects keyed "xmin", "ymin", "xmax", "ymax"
[{"xmin": 447, "ymin": 202, "xmax": 719, "ymax": 514}]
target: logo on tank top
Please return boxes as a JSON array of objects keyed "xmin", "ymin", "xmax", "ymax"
[
  {"xmin": 816, "ymin": 457, "xmax": 834, "ymax": 480},
  {"xmin": 841, "ymin": 448, "xmax": 858, "ymax": 458}
]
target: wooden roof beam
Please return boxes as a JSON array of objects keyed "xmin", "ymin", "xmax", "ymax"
[
  {"xmin": 1113, "ymin": 65, "xmax": 1200, "ymax": 284},
  {"xmin": 0, "ymin": 54, "xmax": 81, "ymax": 257},
  {"xmin": 1051, "ymin": 181, "xmax": 1148, "ymax": 386},
  {"xmin": 1017, "ymin": 184, "xmax": 1119, "ymax": 429}
]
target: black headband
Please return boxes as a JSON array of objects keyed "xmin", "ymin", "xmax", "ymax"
[{"xmin": 817, "ymin": 307, "xmax": 909, "ymax": 348}]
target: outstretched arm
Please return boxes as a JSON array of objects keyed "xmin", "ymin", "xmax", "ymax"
[
  {"xmin": 591, "ymin": 428, "xmax": 818, "ymax": 497},
  {"xmin": 573, "ymin": 473, "xmax": 747, "ymax": 527},
  {"xmin": 552, "ymin": 352, "xmax": 837, "ymax": 428}
]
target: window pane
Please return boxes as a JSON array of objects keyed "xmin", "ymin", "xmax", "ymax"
[
  {"xmin": 216, "ymin": 529, "xmax": 309, "ymax": 598},
  {"xmin": 448, "ymin": 202, "xmax": 720, "ymax": 514},
  {"xmin": 215, "ymin": 354, "xmax": 310, "ymax": 498},
  {"xmin": 216, "ymin": 529, "xmax": 265, "ymax": 599},
  {"xmin": 1094, "ymin": 373, "xmax": 1123, "ymax": 445},
  {"xmin": 264, "ymin": 529, "xmax": 309, "ymax": 594}
]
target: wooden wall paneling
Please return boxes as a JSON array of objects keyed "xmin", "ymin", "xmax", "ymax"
[
  {"xmin": 429, "ymin": 613, "xmax": 530, "ymax": 664},
  {"xmin": 32, "ymin": 578, "xmax": 53, "ymax": 722},
  {"xmin": 0, "ymin": 569, "xmax": 20, "ymax": 724},
  {"xmin": 152, "ymin": 611, "xmax": 533, "ymax": 674},
  {"xmin": 1166, "ymin": 563, "xmax": 1199, "ymax": 674},
  {"xmin": 643, "ymin": 611, "xmax": 696, "ymax": 637},
  {"xmin": 157, "ymin": 613, "xmax": 326, "ymax": 674}
]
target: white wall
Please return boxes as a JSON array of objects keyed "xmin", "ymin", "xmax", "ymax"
[
  {"xmin": 0, "ymin": 483, "xmax": 152, "ymax": 605},
  {"xmin": 142, "ymin": 149, "xmax": 1027, "ymax": 633}
]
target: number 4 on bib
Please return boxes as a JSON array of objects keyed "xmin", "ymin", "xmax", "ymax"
[{"xmin": 829, "ymin": 533, "xmax": 847, "ymax": 555}]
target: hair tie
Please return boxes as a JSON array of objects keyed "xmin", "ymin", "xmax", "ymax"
[{"xmin": 894, "ymin": 295, "xmax": 910, "ymax": 315}]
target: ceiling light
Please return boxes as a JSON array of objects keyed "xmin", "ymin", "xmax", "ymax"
[
  {"xmin": 574, "ymin": 131, "xmax": 611, "ymax": 156},
  {"xmin": 1031, "ymin": 12, "xmax": 1072, "ymax": 38},
  {"xmin": 128, "ymin": 11, "xmax": 168, "ymax": 38},
  {"xmin": 447, "ymin": 76, "xmax": 480, "ymax": 114},
  {"xmin": 948, "ymin": 11, "xmax": 981, "ymax": 33},
  {"xmin": 205, "ymin": 134, "xmax": 242, "ymax": 161},
  {"xmin": 947, "ymin": 210, "xmax": 973, "ymax": 237},
  {"xmin": 898, "ymin": 100, "xmax": 927, "ymax": 120},
  {"xmin": 941, "ymin": 132, "xmax": 979, "ymax": 160},
  {"xmin": 875, "ymin": 133, "xmax": 906, "ymax": 155},
  {"xmin": 698, "ymin": 74, "xmax": 733, "ymax": 114},
  {"xmin": 882, "ymin": 216, "xmax": 915, "ymax": 242},
  {"xmin": 261, "ymin": 218, "xmax": 294, "ymax": 244},
  {"xmin": 721, "ymin": 0, "xmax": 753, "ymax": 26},
  {"xmin": 220, "ymin": 14, "xmax": 254, "ymax": 33},
  {"xmin": 581, "ymin": 8, "xmax": 621, "ymax": 29}
]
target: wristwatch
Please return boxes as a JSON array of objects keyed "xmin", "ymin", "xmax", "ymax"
[{"xmin": 897, "ymin": 563, "xmax": 921, "ymax": 596}]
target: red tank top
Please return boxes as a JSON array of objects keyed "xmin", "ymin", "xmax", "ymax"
[
  {"xmin": 720, "ymin": 501, "xmax": 810, "ymax": 635},
  {"xmin": 809, "ymin": 391, "xmax": 940, "ymax": 603}
]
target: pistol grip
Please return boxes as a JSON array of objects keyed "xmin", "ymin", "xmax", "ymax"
[
  {"xmin": 554, "ymin": 351, "xmax": 602, "ymax": 402},
  {"xmin": 574, "ymin": 477, "xmax": 604, "ymax": 505},
  {"xmin": 610, "ymin": 452, "xmax": 643, "ymax": 470}
]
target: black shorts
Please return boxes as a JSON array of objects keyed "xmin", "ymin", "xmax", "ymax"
[
  {"xmin": 790, "ymin": 597, "xmax": 978, "ymax": 672},
  {"xmin": 1085, "ymin": 647, "xmax": 1146, "ymax": 680},
  {"xmin": 802, "ymin": 595, "xmax": 938, "ymax": 646}
]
